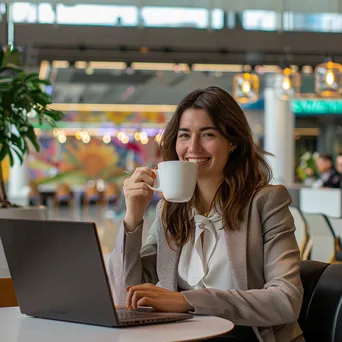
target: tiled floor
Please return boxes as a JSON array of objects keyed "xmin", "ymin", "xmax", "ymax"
[{"xmin": 47, "ymin": 205, "xmax": 157, "ymax": 255}]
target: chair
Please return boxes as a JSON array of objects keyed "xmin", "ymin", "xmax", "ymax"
[
  {"xmin": 83, "ymin": 183, "xmax": 101, "ymax": 206},
  {"xmin": 28, "ymin": 181, "xmax": 41, "ymax": 206},
  {"xmin": 289, "ymin": 207, "xmax": 309, "ymax": 259},
  {"xmin": 328, "ymin": 217, "xmax": 342, "ymax": 239},
  {"xmin": 298, "ymin": 260, "xmax": 342, "ymax": 342},
  {"xmin": 327, "ymin": 217, "xmax": 342, "ymax": 262},
  {"xmin": 103, "ymin": 183, "xmax": 120, "ymax": 206},
  {"xmin": 0, "ymin": 278, "xmax": 18, "ymax": 307},
  {"xmin": 302, "ymin": 213, "xmax": 336, "ymax": 263},
  {"xmin": 54, "ymin": 183, "xmax": 73, "ymax": 208}
]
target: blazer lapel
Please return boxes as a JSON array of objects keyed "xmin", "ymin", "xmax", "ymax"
[{"xmin": 224, "ymin": 191, "xmax": 256, "ymax": 291}]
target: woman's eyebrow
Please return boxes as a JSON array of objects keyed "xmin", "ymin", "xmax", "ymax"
[{"xmin": 178, "ymin": 126, "xmax": 218, "ymax": 132}]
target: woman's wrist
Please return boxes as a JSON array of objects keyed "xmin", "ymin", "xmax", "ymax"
[{"xmin": 123, "ymin": 216, "xmax": 143, "ymax": 233}]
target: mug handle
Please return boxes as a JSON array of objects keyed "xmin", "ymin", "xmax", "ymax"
[{"xmin": 146, "ymin": 169, "xmax": 162, "ymax": 192}]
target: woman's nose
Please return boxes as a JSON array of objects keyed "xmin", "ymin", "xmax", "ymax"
[{"xmin": 189, "ymin": 137, "xmax": 202, "ymax": 153}]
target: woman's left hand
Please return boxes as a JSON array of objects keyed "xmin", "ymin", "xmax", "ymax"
[{"xmin": 126, "ymin": 283, "xmax": 193, "ymax": 313}]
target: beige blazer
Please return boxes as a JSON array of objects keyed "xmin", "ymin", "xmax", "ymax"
[{"xmin": 109, "ymin": 184, "xmax": 304, "ymax": 342}]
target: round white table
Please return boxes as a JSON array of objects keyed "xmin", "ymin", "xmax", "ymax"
[{"xmin": 1, "ymin": 307, "xmax": 234, "ymax": 342}]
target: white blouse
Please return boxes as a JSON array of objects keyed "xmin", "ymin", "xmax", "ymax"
[{"xmin": 177, "ymin": 208, "xmax": 235, "ymax": 291}]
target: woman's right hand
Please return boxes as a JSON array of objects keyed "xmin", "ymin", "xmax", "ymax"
[{"xmin": 123, "ymin": 167, "xmax": 156, "ymax": 231}]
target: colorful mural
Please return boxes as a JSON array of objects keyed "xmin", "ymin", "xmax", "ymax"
[
  {"xmin": 28, "ymin": 110, "xmax": 165, "ymax": 184},
  {"xmin": 60, "ymin": 111, "xmax": 167, "ymax": 124},
  {"xmin": 28, "ymin": 136, "xmax": 160, "ymax": 185}
]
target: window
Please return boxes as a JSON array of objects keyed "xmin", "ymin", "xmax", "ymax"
[
  {"xmin": 12, "ymin": 2, "xmax": 37, "ymax": 23},
  {"xmin": 0, "ymin": 3, "xmax": 6, "ymax": 15},
  {"xmin": 242, "ymin": 10, "xmax": 277, "ymax": 31},
  {"xmin": 284, "ymin": 12, "xmax": 342, "ymax": 32},
  {"xmin": 141, "ymin": 7, "xmax": 208, "ymax": 28},
  {"xmin": 56, "ymin": 5, "xmax": 137, "ymax": 26},
  {"xmin": 212, "ymin": 9, "xmax": 224, "ymax": 29},
  {"xmin": 38, "ymin": 3, "xmax": 55, "ymax": 24}
]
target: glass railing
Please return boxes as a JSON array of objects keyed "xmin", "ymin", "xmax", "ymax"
[
  {"xmin": 284, "ymin": 12, "xmax": 342, "ymax": 32},
  {"xmin": 3, "ymin": 2, "xmax": 342, "ymax": 33},
  {"xmin": 242, "ymin": 10, "xmax": 278, "ymax": 31},
  {"xmin": 141, "ymin": 6, "xmax": 208, "ymax": 28}
]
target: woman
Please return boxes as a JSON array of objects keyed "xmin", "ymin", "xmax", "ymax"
[{"xmin": 109, "ymin": 86, "xmax": 304, "ymax": 342}]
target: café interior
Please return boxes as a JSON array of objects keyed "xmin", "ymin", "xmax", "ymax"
[{"xmin": 1, "ymin": 1, "xmax": 342, "ymax": 341}]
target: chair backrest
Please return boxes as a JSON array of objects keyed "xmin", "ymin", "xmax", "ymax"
[
  {"xmin": 302, "ymin": 213, "xmax": 336, "ymax": 263},
  {"xmin": 28, "ymin": 181, "xmax": 40, "ymax": 197},
  {"xmin": 289, "ymin": 207, "xmax": 308, "ymax": 258},
  {"xmin": 55, "ymin": 183, "xmax": 72, "ymax": 197},
  {"xmin": 327, "ymin": 217, "xmax": 342, "ymax": 239},
  {"xmin": 299, "ymin": 261, "xmax": 342, "ymax": 342},
  {"xmin": 103, "ymin": 183, "xmax": 119, "ymax": 198},
  {"xmin": 0, "ymin": 278, "xmax": 18, "ymax": 307},
  {"xmin": 83, "ymin": 183, "xmax": 101, "ymax": 205}
]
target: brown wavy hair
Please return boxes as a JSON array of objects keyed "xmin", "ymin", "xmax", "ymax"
[{"xmin": 160, "ymin": 86, "xmax": 272, "ymax": 246}]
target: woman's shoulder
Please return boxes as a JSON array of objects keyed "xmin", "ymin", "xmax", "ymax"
[{"xmin": 252, "ymin": 184, "xmax": 292, "ymax": 209}]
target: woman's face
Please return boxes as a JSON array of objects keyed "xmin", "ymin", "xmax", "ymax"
[{"xmin": 175, "ymin": 108, "xmax": 234, "ymax": 181}]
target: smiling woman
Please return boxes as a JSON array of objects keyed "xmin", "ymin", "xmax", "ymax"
[
  {"xmin": 160, "ymin": 87, "xmax": 272, "ymax": 245},
  {"xmin": 109, "ymin": 86, "xmax": 304, "ymax": 342}
]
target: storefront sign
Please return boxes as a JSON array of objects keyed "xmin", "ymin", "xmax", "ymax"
[{"xmin": 291, "ymin": 99, "xmax": 342, "ymax": 115}]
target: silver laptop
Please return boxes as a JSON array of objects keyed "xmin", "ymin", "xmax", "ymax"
[{"xmin": 0, "ymin": 218, "xmax": 192, "ymax": 327}]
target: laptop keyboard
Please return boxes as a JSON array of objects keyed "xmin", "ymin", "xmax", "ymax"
[{"xmin": 117, "ymin": 310, "xmax": 154, "ymax": 320}]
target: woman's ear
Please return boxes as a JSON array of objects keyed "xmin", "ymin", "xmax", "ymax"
[{"xmin": 230, "ymin": 144, "xmax": 237, "ymax": 153}]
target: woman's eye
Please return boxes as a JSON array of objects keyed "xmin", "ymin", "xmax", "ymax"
[
  {"xmin": 178, "ymin": 133, "xmax": 189, "ymax": 138},
  {"xmin": 202, "ymin": 132, "xmax": 215, "ymax": 137}
]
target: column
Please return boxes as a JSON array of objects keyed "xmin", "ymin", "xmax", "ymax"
[
  {"xmin": 6, "ymin": 3, "xmax": 14, "ymax": 45},
  {"xmin": 264, "ymin": 87, "xmax": 294, "ymax": 185},
  {"xmin": 226, "ymin": 11, "xmax": 235, "ymax": 29},
  {"xmin": 8, "ymin": 154, "xmax": 30, "ymax": 205},
  {"xmin": 137, "ymin": 2, "xmax": 144, "ymax": 30},
  {"xmin": 234, "ymin": 12, "xmax": 243, "ymax": 29},
  {"xmin": 207, "ymin": 8, "xmax": 213, "ymax": 31}
]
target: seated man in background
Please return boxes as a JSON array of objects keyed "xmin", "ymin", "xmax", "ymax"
[
  {"xmin": 336, "ymin": 152, "xmax": 342, "ymax": 175},
  {"xmin": 314, "ymin": 153, "xmax": 341, "ymax": 188}
]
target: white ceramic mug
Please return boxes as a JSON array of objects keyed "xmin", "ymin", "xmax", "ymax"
[{"xmin": 147, "ymin": 161, "xmax": 197, "ymax": 203}]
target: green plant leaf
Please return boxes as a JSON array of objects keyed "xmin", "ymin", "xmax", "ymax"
[
  {"xmin": 25, "ymin": 126, "xmax": 40, "ymax": 152},
  {"xmin": 8, "ymin": 148, "xmax": 14, "ymax": 167},
  {"xmin": 23, "ymin": 72, "xmax": 40, "ymax": 82},
  {"xmin": 0, "ymin": 145, "xmax": 9, "ymax": 162},
  {"xmin": 10, "ymin": 144, "xmax": 23, "ymax": 164},
  {"xmin": 36, "ymin": 79, "xmax": 51, "ymax": 86},
  {"xmin": 0, "ymin": 45, "xmax": 64, "ymax": 202},
  {"xmin": 10, "ymin": 124, "xmax": 20, "ymax": 137},
  {"xmin": 0, "ymin": 76, "xmax": 13, "ymax": 83},
  {"xmin": 0, "ymin": 65, "xmax": 23, "ymax": 74},
  {"xmin": 0, "ymin": 48, "xmax": 4, "ymax": 67}
]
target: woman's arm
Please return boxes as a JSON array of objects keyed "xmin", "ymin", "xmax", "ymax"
[
  {"xmin": 181, "ymin": 185, "xmax": 303, "ymax": 327},
  {"xmin": 108, "ymin": 209, "xmax": 160, "ymax": 305}
]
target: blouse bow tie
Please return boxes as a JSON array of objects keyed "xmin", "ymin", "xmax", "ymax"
[{"xmin": 179, "ymin": 212, "xmax": 223, "ymax": 286}]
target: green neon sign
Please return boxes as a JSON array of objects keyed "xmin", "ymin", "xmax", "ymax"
[{"xmin": 291, "ymin": 99, "xmax": 342, "ymax": 115}]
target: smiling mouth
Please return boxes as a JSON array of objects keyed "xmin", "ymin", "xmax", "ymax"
[{"xmin": 186, "ymin": 158, "xmax": 211, "ymax": 163}]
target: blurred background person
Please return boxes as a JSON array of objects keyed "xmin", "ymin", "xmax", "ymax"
[
  {"xmin": 314, "ymin": 153, "xmax": 341, "ymax": 188},
  {"xmin": 336, "ymin": 152, "xmax": 342, "ymax": 175}
]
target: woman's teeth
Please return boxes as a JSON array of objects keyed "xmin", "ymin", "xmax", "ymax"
[{"xmin": 187, "ymin": 158, "xmax": 210, "ymax": 163}]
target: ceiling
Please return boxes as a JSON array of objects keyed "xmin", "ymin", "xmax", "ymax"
[{"xmin": 51, "ymin": 68, "xmax": 316, "ymax": 104}]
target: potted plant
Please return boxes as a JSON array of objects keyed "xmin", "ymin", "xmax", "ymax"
[
  {"xmin": 0, "ymin": 46, "xmax": 64, "ymax": 209},
  {"xmin": 296, "ymin": 151, "xmax": 318, "ymax": 186}
]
